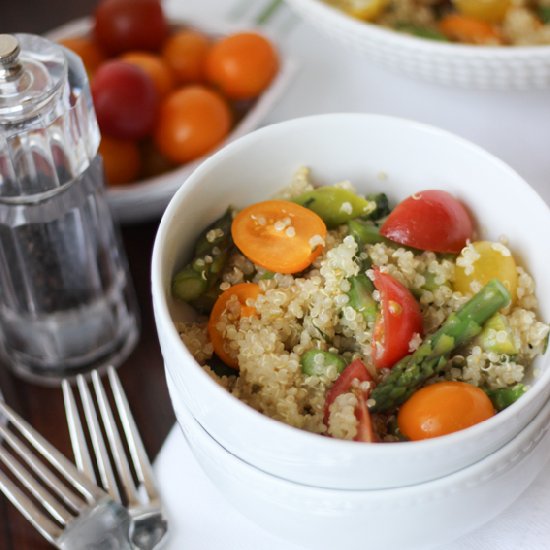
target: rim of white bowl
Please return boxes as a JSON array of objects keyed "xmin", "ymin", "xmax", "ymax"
[
  {"xmin": 152, "ymin": 112, "xmax": 550, "ymax": 461},
  {"xmin": 288, "ymin": 0, "xmax": 550, "ymax": 59}
]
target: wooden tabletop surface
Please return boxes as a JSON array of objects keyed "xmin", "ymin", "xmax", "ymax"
[{"xmin": 1, "ymin": 2, "xmax": 177, "ymax": 548}]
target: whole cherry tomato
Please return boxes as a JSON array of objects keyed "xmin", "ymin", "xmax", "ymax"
[
  {"xmin": 94, "ymin": 0, "xmax": 168, "ymax": 55},
  {"xmin": 380, "ymin": 190, "xmax": 474, "ymax": 254},
  {"xmin": 372, "ymin": 270, "xmax": 423, "ymax": 370},
  {"xmin": 205, "ymin": 32, "xmax": 279, "ymax": 100},
  {"xmin": 59, "ymin": 36, "xmax": 106, "ymax": 76},
  {"xmin": 162, "ymin": 29, "xmax": 211, "ymax": 84},
  {"xmin": 121, "ymin": 52, "xmax": 175, "ymax": 98},
  {"xmin": 92, "ymin": 60, "xmax": 159, "ymax": 140},
  {"xmin": 99, "ymin": 136, "xmax": 141, "ymax": 186},
  {"xmin": 397, "ymin": 381, "xmax": 495, "ymax": 440},
  {"xmin": 154, "ymin": 86, "xmax": 231, "ymax": 164}
]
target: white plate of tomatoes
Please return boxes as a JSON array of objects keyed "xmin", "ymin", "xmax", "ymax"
[{"xmin": 47, "ymin": 0, "xmax": 296, "ymax": 223}]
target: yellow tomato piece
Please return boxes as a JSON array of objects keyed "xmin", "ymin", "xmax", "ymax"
[
  {"xmin": 331, "ymin": 0, "xmax": 389, "ymax": 21},
  {"xmin": 454, "ymin": 241, "xmax": 518, "ymax": 303},
  {"xmin": 453, "ymin": 0, "xmax": 510, "ymax": 24}
]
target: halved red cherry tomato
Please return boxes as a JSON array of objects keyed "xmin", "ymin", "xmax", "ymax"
[
  {"xmin": 372, "ymin": 270, "xmax": 422, "ymax": 370},
  {"xmin": 323, "ymin": 358, "xmax": 376, "ymax": 442},
  {"xmin": 380, "ymin": 190, "xmax": 473, "ymax": 254}
]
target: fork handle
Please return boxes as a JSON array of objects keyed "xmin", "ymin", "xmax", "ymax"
[{"xmin": 58, "ymin": 498, "xmax": 133, "ymax": 550}]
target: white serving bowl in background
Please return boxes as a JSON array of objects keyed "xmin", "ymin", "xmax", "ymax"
[
  {"xmin": 46, "ymin": 17, "xmax": 296, "ymax": 223},
  {"xmin": 151, "ymin": 113, "xmax": 550, "ymax": 491},
  {"xmin": 284, "ymin": 0, "xmax": 550, "ymax": 91},
  {"xmin": 166, "ymin": 367, "xmax": 550, "ymax": 550}
]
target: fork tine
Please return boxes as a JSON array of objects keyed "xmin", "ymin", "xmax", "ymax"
[
  {"xmin": 92, "ymin": 371, "xmax": 140, "ymax": 507},
  {"xmin": 62, "ymin": 380, "xmax": 97, "ymax": 486},
  {"xmin": 0, "ymin": 467, "xmax": 62, "ymax": 545},
  {"xmin": 76, "ymin": 374, "xmax": 121, "ymax": 503},
  {"xmin": 0, "ymin": 401, "xmax": 103, "ymax": 503},
  {"xmin": 0, "ymin": 423, "xmax": 82, "ymax": 519},
  {"xmin": 0, "ymin": 443, "xmax": 72, "ymax": 525},
  {"xmin": 107, "ymin": 366, "xmax": 159, "ymax": 502}
]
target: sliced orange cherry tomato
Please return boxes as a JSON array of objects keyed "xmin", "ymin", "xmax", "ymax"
[
  {"xmin": 231, "ymin": 200, "xmax": 327, "ymax": 274},
  {"xmin": 207, "ymin": 283, "xmax": 261, "ymax": 369},
  {"xmin": 380, "ymin": 190, "xmax": 474, "ymax": 254},
  {"xmin": 439, "ymin": 14, "xmax": 502, "ymax": 44},
  {"xmin": 372, "ymin": 270, "xmax": 422, "ymax": 370},
  {"xmin": 323, "ymin": 358, "xmax": 376, "ymax": 442},
  {"xmin": 397, "ymin": 381, "xmax": 495, "ymax": 440}
]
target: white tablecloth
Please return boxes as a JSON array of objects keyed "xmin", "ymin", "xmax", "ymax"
[{"xmin": 154, "ymin": 1, "xmax": 550, "ymax": 548}]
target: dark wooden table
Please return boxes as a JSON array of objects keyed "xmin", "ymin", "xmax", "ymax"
[{"xmin": 1, "ymin": 3, "xmax": 177, "ymax": 548}]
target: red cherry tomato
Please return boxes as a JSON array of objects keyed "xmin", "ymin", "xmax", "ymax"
[
  {"xmin": 380, "ymin": 190, "xmax": 473, "ymax": 254},
  {"xmin": 372, "ymin": 270, "xmax": 422, "ymax": 370},
  {"xmin": 92, "ymin": 60, "xmax": 159, "ymax": 140},
  {"xmin": 94, "ymin": 0, "xmax": 168, "ymax": 55},
  {"xmin": 397, "ymin": 381, "xmax": 495, "ymax": 440},
  {"xmin": 323, "ymin": 359, "xmax": 376, "ymax": 442}
]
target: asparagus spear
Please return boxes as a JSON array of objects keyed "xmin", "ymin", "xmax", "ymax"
[
  {"xmin": 293, "ymin": 187, "xmax": 375, "ymax": 227},
  {"xmin": 485, "ymin": 384, "xmax": 526, "ymax": 412},
  {"xmin": 172, "ymin": 208, "xmax": 234, "ymax": 311},
  {"xmin": 369, "ymin": 279, "xmax": 511, "ymax": 413},
  {"xmin": 347, "ymin": 273, "xmax": 378, "ymax": 323},
  {"xmin": 363, "ymin": 192, "xmax": 390, "ymax": 221}
]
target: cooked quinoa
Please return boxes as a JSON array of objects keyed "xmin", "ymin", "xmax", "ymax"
[
  {"xmin": 176, "ymin": 169, "xmax": 549, "ymax": 442},
  {"xmin": 325, "ymin": 0, "xmax": 550, "ymax": 46}
]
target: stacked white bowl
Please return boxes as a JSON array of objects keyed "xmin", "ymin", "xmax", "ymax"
[
  {"xmin": 152, "ymin": 114, "xmax": 550, "ymax": 549},
  {"xmin": 284, "ymin": 0, "xmax": 550, "ymax": 91}
]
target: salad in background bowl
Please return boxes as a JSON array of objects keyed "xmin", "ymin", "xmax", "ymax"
[{"xmin": 285, "ymin": 0, "xmax": 550, "ymax": 89}]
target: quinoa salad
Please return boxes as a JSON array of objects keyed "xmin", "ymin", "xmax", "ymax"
[
  {"xmin": 324, "ymin": 0, "xmax": 550, "ymax": 45},
  {"xmin": 174, "ymin": 168, "xmax": 549, "ymax": 443}
]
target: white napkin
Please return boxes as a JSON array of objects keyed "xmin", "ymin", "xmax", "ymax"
[{"xmin": 153, "ymin": 424, "xmax": 550, "ymax": 550}]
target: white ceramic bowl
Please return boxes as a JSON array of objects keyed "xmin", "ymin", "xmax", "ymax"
[
  {"xmin": 46, "ymin": 17, "xmax": 296, "ymax": 223},
  {"xmin": 285, "ymin": 0, "xmax": 550, "ymax": 91},
  {"xmin": 166, "ymin": 367, "xmax": 550, "ymax": 550},
  {"xmin": 151, "ymin": 113, "xmax": 550, "ymax": 491}
]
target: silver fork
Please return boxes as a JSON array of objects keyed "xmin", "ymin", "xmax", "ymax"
[
  {"xmin": 62, "ymin": 366, "xmax": 167, "ymax": 550},
  {"xmin": 0, "ymin": 400, "xmax": 133, "ymax": 549}
]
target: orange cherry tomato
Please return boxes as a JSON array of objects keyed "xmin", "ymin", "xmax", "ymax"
[
  {"xmin": 208, "ymin": 283, "xmax": 261, "ymax": 368},
  {"xmin": 231, "ymin": 200, "xmax": 327, "ymax": 274},
  {"xmin": 439, "ymin": 14, "xmax": 502, "ymax": 44},
  {"xmin": 59, "ymin": 36, "xmax": 106, "ymax": 76},
  {"xmin": 99, "ymin": 136, "xmax": 141, "ymax": 185},
  {"xmin": 205, "ymin": 32, "xmax": 279, "ymax": 100},
  {"xmin": 397, "ymin": 381, "xmax": 495, "ymax": 441},
  {"xmin": 154, "ymin": 86, "xmax": 231, "ymax": 164},
  {"xmin": 121, "ymin": 52, "xmax": 175, "ymax": 98},
  {"xmin": 161, "ymin": 29, "xmax": 211, "ymax": 84}
]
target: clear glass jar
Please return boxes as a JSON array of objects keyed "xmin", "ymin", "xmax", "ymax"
[{"xmin": 0, "ymin": 34, "xmax": 139, "ymax": 384}]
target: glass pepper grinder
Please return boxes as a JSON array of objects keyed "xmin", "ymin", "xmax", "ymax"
[{"xmin": 0, "ymin": 33, "xmax": 139, "ymax": 385}]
